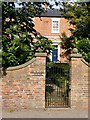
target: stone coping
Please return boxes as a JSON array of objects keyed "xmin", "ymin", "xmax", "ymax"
[
  {"xmin": 69, "ymin": 54, "xmax": 82, "ymax": 58},
  {"xmin": 81, "ymin": 58, "xmax": 90, "ymax": 67},
  {"xmin": 6, "ymin": 53, "xmax": 47, "ymax": 71},
  {"xmin": 7, "ymin": 58, "xmax": 36, "ymax": 71},
  {"xmin": 35, "ymin": 53, "xmax": 47, "ymax": 57},
  {"xmin": 69, "ymin": 54, "xmax": 90, "ymax": 67}
]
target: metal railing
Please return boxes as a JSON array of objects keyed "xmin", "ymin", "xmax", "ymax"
[{"xmin": 45, "ymin": 62, "xmax": 70, "ymax": 108}]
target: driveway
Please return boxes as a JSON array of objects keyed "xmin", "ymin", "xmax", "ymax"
[{"xmin": 2, "ymin": 108, "xmax": 88, "ymax": 118}]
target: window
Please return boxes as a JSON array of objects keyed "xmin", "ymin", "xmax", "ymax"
[
  {"xmin": 52, "ymin": 21, "xmax": 59, "ymax": 32},
  {"xmin": 52, "ymin": 18, "xmax": 60, "ymax": 33}
]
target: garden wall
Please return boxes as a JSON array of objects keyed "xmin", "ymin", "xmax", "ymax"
[
  {"xmin": 70, "ymin": 53, "xmax": 90, "ymax": 110},
  {"xmin": 2, "ymin": 53, "xmax": 47, "ymax": 110},
  {"xmin": 1, "ymin": 51, "xmax": 90, "ymax": 111}
]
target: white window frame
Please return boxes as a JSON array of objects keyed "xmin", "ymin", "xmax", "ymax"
[{"xmin": 51, "ymin": 18, "xmax": 60, "ymax": 33}]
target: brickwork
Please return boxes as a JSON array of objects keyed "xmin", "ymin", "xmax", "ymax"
[
  {"xmin": 0, "ymin": 77, "xmax": 2, "ymax": 109},
  {"xmin": 34, "ymin": 17, "xmax": 73, "ymax": 62},
  {"xmin": 34, "ymin": 17, "xmax": 72, "ymax": 37},
  {"xmin": 1, "ymin": 52, "xmax": 89, "ymax": 111},
  {"xmin": 70, "ymin": 54, "xmax": 89, "ymax": 110},
  {"xmin": 2, "ymin": 53, "xmax": 47, "ymax": 110}
]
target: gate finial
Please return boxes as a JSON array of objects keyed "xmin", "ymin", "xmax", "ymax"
[{"xmin": 72, "ymin": 48, "xmax": 78, "ymax": 54}]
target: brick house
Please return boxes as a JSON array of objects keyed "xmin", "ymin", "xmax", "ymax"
[{"xmin": 34, "ymin": 9, "xmax": 73, "ymax": 62}]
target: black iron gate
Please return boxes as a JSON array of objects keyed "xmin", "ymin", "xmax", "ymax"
[{"xmin": 45, "ymin": 62, "xmax": 70, "ymax": 108}]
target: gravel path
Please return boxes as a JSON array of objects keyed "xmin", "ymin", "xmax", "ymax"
[{"xmin": 2, "ymin": 108, "xmax": 88, "ymax": 118}]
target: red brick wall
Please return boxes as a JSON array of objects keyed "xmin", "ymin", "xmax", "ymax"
[
  {"xmin": 0, "ymin": 77, "xmax": 1, "ymax": 109},
  {"xmin": 2, "ymin": 53, "xmax": 47, "ymax": 111},
  {"xmin": 1, "ymin": 52, "xmax": 89, "ymax": 111},
  {"xmin": 70, "ymin": 54, "xmax": 89, "ymax": 110},
  {"xmin": 34, "ymin": 17, "xmax": 73, "ymax": 62},
  {"xmin": 34, "ymin": 17, "xmax": 72, "ymax": 37}
]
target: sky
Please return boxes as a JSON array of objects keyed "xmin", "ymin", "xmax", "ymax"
[
  {"xmin": 15, "ymin": 0, "xmax": 61, "ymax": 9},
  {"xmin": 15, "ymin": 0, "xmax": 89, "ymax": 9}
]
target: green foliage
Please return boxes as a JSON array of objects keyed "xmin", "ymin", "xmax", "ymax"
[
  {"xmin": 46, "ymin": 62, "xmax": 69, "ymax": 102},
  {"xmin": 76, "ymin": 38, "xmax": 90, "ymax": 62},
  {"xmin": 46, "ymin": 62, "xmax": 69, "ymax": 88},
  {"xmin": 61, "ymin": 2, "xmax": 90, "ymax": 63},
  {"xmin": 2, "ymin": 2, "xmax": 53, "ymax": 68}
]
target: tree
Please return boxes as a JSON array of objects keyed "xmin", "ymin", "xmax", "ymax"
[
  {"xmin": 2, "ymin": 2, "xmax": 53, "ymax": 68},
  {"xmin": 60, "ymin": 2, "xmax": 90, "ymax": 63}
]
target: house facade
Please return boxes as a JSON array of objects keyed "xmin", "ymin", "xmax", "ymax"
[{"xmin": 34, "ymin": 9, "xmax": 72, "ymax": 62}]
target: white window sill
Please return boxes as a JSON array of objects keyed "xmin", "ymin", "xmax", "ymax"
[{"xmin": 51, "ymin": 31, "xmax": 60, "ymax": 34}]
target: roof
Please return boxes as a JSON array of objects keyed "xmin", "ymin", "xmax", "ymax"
[{"xmin": 37, "ymin": 9, "xmax": 61, "ymax": 17}]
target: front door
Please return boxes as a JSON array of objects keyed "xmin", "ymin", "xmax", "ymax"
[{"xmin": 52, "ymin": 47, "xmax": 58, "ymax": 62}]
